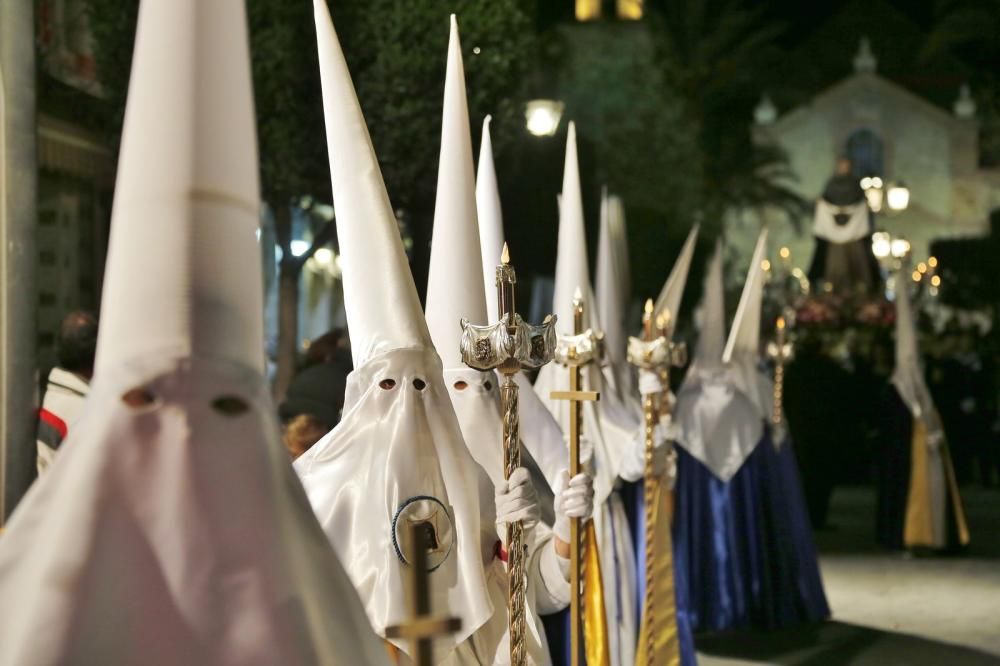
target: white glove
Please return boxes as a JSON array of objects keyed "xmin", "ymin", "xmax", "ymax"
[
  {"xmin": 495, "ymin": 467, "xmax": 540, "ymax": 530},
  {"xmin": 553, "ymin": 469, "xmax": 594, "ymax": 544},
  {"xmin": 638, "ymin": 369, "xmax": 664, "ymax": 396}
]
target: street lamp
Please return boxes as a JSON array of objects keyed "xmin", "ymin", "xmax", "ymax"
[
  {"xmin": 525, "ymin": 99, "xmax": 564, "ymax": 137},
  {"xmin": 871, "ymin": 231, "xmax": 892, "ymax": 260},
  {"xmin": 861, "ymin": 176, "xmax": 884, "ymax": 212},
  {"xmin": 886, "ymin": 181, "xmax": 910, "ymax": 212}
]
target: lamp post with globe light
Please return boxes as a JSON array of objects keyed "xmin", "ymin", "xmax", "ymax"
[
  {"xmin": 865, "ymin": 178, "xmax": 910, "ymax": 297},
  {"xmin": 525, "ymin": 99, "xmax": 565, "ymax": 137}
]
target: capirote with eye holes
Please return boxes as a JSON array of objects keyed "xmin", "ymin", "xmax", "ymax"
[
  {"xmin": 378, "ymin": 378, "xmax": 428, "ymax": 391},
  {"xmin": 452, "ymin": 378, "xmax": 493, "ymax": 392},
  {"xmin": 120, "ymin": 388, "xmax": 249, "ymax": 416}
]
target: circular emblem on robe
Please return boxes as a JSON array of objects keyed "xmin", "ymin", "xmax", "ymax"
[{"xmin": 391, "ymin": 495, "xmax": 454, "ymax": 572}]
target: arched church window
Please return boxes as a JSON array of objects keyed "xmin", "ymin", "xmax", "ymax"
[{"xmin": 845, "ymin": 129, "xmax": 884, "ymax": 178}]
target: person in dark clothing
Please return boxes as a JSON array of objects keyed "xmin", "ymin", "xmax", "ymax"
[{"xmin": 278, "ymin": 329, "xmax": 352, "ymax": 459}]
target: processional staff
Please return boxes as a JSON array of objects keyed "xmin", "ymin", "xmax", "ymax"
[
  {"xmin": 385, "ymin": 523, "xmax": 462, "ymax": 666},
  {"xmin": 767, "ymin": 315, "xmax": 794, "ymax": 443},
  {"xmin": 627, "ymin": 302, "xmax": 686, "ymax": 666},
  {"xmin": 460, "ymin": 244, "xmax": 557, "ymax": 666},
  {"xmin": 550, "ymin": 287, "xmax": 602, "ymax": 666}
]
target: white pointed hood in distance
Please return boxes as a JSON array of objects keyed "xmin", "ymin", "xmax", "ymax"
[
  {"xmin": 608, "ymin": 194, "xmax": 632, "ymax": 320},
  {"xmin": 548, "ymin": 122, "xmax": 595, "ymax": 333},
  {"xmin": 0, "ymin": 1, "xmax": 388, "ymax": 663},
  {"xmin": 533, "ymin": 122, "xmax": 635, "ymax": 504},
  {"xmin": 298, "ymin": 4, "xmax": 496, "ymax": 659},
  {"xmin": 688, "ymin": 238, "xmax": 726, "ymax": 377},
  {"xmin": 476, "ymin": 117, "xmax": 567, "ymax": 494},
  {"xmin": 596, "ymin": 189, "xmax": 636, "ymax": 409},
  {"xmin": 477, "ymin": 115, "xmax": 505, "ymax": 324},
  {"xmin": 675, "ymin": 238, "xmax": 762, "ymax": 482},
  {"xmin": 892, "ymin": 273, "xmax": 938, "ymax": 425},
  {"xmin": 655, "ymin": 224, "xmax": 700, "ymax": 337},
  {"xmin": 723, "ymin": 229, "xmax": 773, "ymax": 421}
]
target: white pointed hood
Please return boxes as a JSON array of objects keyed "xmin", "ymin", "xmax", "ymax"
[
  {"xmin": 0, "ymin": 1, "xmax": 388, "ymax": 663},
  {"xmin": 476, "ymin": 117, "xmax": 568, "ymax": 493},
  {"xmin": 426, "ymin": 16, "xmax": 487, "ymax": 367},
  {"xmin": 296, "ymin": 5, "xmax": 496, "ymax": 660},
  {"xmin": 311, "ymin": 14, "xmax": 430, "ymax": 369},
  {"xmin": 892, "ymin": 275, "xmax": 938, "ymax": 428},
  {"xmin": 533, "ymin": 122, "xmax": 636, "ymax": 505},
  {"xmin": 549, "ymin": 122, "xmax": 595, "ymax": 332},
  {"xmin": 655, "ymin": 224, "xmax": 700, "ymax": 331},
  {"xmin": 675, "ymin": 237, "xmax": 763, "ymax": 482},
  {"xmin": 723, "ymin": 229, "xmax": 773, "ymax": 420},
  {"xmin": 596, "ymin": 190, "xmax": 640, "ymax": 415},
  {"xmin": 477, "ymin": 116, "xmax": 505, "ymax": 323},
  {"xmin": 689, "ymin": 239, "xmax": 726, "ymax": 375}
]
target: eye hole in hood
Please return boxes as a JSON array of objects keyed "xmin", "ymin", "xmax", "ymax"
[
  {"xmin": 212, "ymin": 395, "xmax": 249, "ymax": 416},
  {"xmin": 121, "ymin": 387, "xmax": 158, "ymax": 410}
]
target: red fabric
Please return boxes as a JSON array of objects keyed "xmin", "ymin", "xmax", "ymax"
[
  {"xmin": 38, "ymin": 408, "xmax": 68, "ymax": 439},
  {"xmin": 494, "ymin": 540, "xmax": 508, "ymax": 563}
]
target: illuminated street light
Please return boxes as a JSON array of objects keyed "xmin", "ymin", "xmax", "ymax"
[
  {"xmin": 890, "ymin": 238, "xmax": 910, "ymax": 259},
  {"xmin": 887, "ymin": 182, "xmax": 910, "ymax": 212},
  {"xmin": 872, "ymin": 231, "xmax": 892, "ymax": 259},
  {"xmin": 525, "ymin": 99, "xmax": 564, "ymax": 137},
  {"xmin": 861, "ymin": 176, "xmax": 884, "ymax": 212}
]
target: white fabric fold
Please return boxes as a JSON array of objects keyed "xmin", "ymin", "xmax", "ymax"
[{"xmin": 813, "ymin": 199, "xmax": 870, "ymax": 244}]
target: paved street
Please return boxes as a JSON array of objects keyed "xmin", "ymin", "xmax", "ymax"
[{"xmin": 696, "ymin": 486, "xmax": 1000, "ymax": 665}]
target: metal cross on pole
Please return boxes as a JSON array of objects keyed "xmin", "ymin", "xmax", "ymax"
[
  {"xmin": 385, "ymin": 522, "xmax": 462, "ymax": 666},
  {"xmin": 550, "ymin": 288, "xmax": 601, "ymax": 666},
  {"xmin": 460, "ymin": 243, "xmax": 557, "ymax": 666},
  {"xmin": 627, "ymin": 302, "xmax": 687, "ymax": 666}
]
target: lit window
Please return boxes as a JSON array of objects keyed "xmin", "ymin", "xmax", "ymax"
[
  {"xmin": 617, "ymin": 0, "xmax": 643, "ymax": 19},
  {"xmin": 576, "ymin": 0, "xmax": 601, "ymax": 21}
]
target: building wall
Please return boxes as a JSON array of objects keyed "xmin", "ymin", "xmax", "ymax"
[{"xmin": 741, "ymin": 73, "xmax": 995, "ymax": 273}]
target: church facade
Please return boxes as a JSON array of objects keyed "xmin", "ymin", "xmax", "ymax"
[{"xmin": 729, "ymin": 39, "xmax": 1000, "ymax": 274}]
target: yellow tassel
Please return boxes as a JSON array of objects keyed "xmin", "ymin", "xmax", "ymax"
[{"xmin": 583, "ymin": 521, "xmax": 611, "ymax": 666}]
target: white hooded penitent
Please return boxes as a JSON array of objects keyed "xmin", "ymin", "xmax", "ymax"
[
  {"xmin": 424, "ymin": 20, "xmax": 572, "ymax": 657},
  {"xmin": 675, "ymin": 239, "xmax": 763, "ymax": 482},
  {"xmin": 296, "ymin": 4, "xmax": 500, "ymax": 661},
  {"xmin": 476, "ymin": 115, "xmax": 568, "ymax": 494},
  {"xmin": 533, "ymin": 121, "xmax": 635, "ymax": 503},
  {"xmin": 532, "ymin": 121, "xmax": 640, "ymax": 666},
  {"xmin": 893, "ymin": 270, "xmax": 969, "ymax": 548},
  {"xmin": 0, "ymin": 1, "xmax": 387, "ymax": 663}
]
